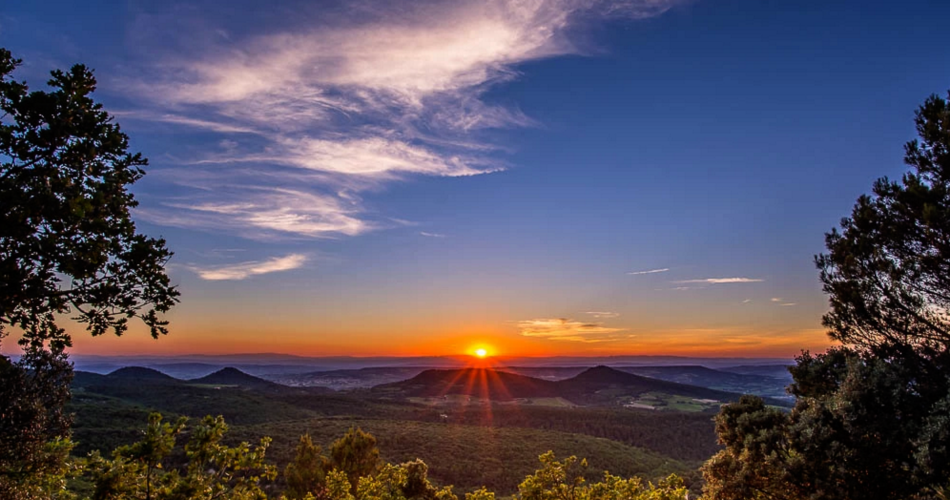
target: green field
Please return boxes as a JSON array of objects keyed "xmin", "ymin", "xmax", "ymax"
[{"xmin": 624, "ymin": 392, "xmax": 723, "ymax": 412}]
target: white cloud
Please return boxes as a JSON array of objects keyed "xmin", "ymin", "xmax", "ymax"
[
  {"xmin": 742, "ymin": 299, "xmax": 752, "ymax": 304},
  {"xmin": 585, "ymin": 311, "xmax": 620, "ymax": 318},
  {"xmin": 115, "ymin": 111, "xmax": 259, "ymax": 134},
  {"xmin": 143, "ymin": 187, "xmax": 369, "ymax": 239},
  {"xmin": 420, "ymin": 232, "xmax": 446, "ymax": 238},
  {"xmin": 189, "ymin": 253, "xmax": 307, "ymax": 280},
  {"xmin": 627, "ymin": 268, "xmax": 669, "ymax": 275},
  {"xmin": 676, "ymin": 277, "xmax": 764, "ymax": 284},
  {"xmin": 127, "ymin": 0, "xmax": 685, "ymax": 239},
  {"xmin": 771, "ymin": 297, "xmax": 782, "ymax": 302},
  {"xmin": 518, "ymin": 317, "xmax": 626, "ymax": 342},
  {"xmin": 264, "ymin": 137, "xmax": 488, "ymax": 177}
]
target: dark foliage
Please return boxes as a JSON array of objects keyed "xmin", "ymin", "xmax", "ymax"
[
  {"xmin": 410, "ymin": 405, "xmax": 719, "ymax": 463},
  {"xmin": 0, "ymin": 48, "xmax": 177, "ymax": 497},
  {"xmin": 329, "ymin": 427, "xmax": 380, "ymax": 494},
  {"xmin": 0, "ymin": 349, "xmax": 74, "ymax": 498},
  {"xmin": 704, "ymin": 91, "xmax": 950, "ymax": 499},
  {"xmin": 0, "ymin": 49, "xmax": 178, "ymax": 348},
  {"xmin": 817, "ymin": 91, "xmax": 950, "ymax": 356}
]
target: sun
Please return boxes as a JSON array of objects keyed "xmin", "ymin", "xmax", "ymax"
[{"xmin": 475, "ymin": 348, "xmax": 488, "ymax": 358}]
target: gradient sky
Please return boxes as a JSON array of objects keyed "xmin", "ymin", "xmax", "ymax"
[{"xmin": 3, "ymin": 0, "xmax": 949, "ymax": 358}]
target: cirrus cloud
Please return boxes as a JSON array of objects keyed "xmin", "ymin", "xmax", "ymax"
[
  {"xmin": 675, "ymin": 277, "xmax": 764, "ymax": 284},
  {"xmin": 518, "ymin": 317, "xmax": 627, "ymax": 342},
  {"xmin": 188, "ymin": 253, "xmax": 308, "ymax": 280},
  {"xmin": 585, "ymin": 311, "xmax": 620, "ymax": 318},
  {"xmin": 627, "ymin": 268, "xmax": 669, "ymax": 275},
  {"xmin": 140, "ymin": 187, "xmax": 369, "ymax": 239},
  {"xmin": 123, "ymin": 0, "xmax": 687, "ymax": 240}
]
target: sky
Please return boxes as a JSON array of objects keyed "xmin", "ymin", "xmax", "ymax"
[{"xmin": 3, "ymin": 0, "xmax": 949, "ymax": 358}]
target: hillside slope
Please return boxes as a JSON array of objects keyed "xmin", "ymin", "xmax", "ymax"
[
  {"xmin": 377, "ymin": 365, "xmax": 745, "ymax": 405},
  {"xmin": 374, "ymin": 367, "xmax": 561, "ymax": 400}
]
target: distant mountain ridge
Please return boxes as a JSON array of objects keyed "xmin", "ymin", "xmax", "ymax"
[
  {"xmin": 69, "ymin": 353, "xmax": 793, "ymax": 375},
  {"xmin": 72, "ymin": 366, "xmax": 332, "ymax": 395}
]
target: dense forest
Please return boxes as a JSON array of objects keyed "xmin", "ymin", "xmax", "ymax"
[{"xmin": 67, "ymin": 368, "xmax": 709, "ymax": 493}]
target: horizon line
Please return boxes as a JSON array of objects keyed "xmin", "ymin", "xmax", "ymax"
[{"xmin": 54, "ymin": 351, "xmax": 794, "ymax": 360}]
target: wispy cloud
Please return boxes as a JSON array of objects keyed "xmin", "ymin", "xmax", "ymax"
[
  {"xmin": 585, "ymin": 311, "xmax": 620, "ymax": 318},
  {"xmin": 518, "ymin": 317, "xmax": 626, "ymax": 342},
  {"xmin": 769, "ymin": 297, "xmax": 796, "ymax": 306},
  {"xmin": 188, "ymin": 253, "xmax": 307, "ymax": 280},
  {"xmin": 114, "ymin": 111, "xmax": 258, "ymax": 134},
  {"xmin": 627, "ymin": 268, "xmax": 669, "ymax": 275},
  {"xmin": 675, "ymin": 277, "xmax": 764, "ymax": 284},
  {"xmin": 141, "ymin": 187, "xmax": 369, "ymax": 239},
  {"xmin": 420, "ymin": 231, "xmax": 446, "ymax": 238},
  {"xmin": 742, "ymin": 298, "xmax": 752, "ymax": 304},
  {"xmin": 125, "ymin": 0, "xmax": 685, "ymax": 240}
]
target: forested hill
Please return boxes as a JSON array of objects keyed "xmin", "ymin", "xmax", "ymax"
[
  {"xmin": 107, "ymin": 366, "xmax": 179, "ymax": 383},
  {"xmin": 374, "ymin": 365, "xmax": 772, "ymax": 405},
  {"xmin": 193, "ymin": 367, "xmax": 288, "ymax": 390},
  {"xmin": 374, "ymin": 367, "xmax": 561, "ymax": 399},
  {"xmin": 558, "ymin": 366, "xmax": 739, "ymax": 403}
]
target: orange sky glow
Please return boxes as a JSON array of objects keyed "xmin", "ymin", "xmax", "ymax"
[{"xmin": 8, "ymin": 316, "xmax": 834, "ymax": 359}]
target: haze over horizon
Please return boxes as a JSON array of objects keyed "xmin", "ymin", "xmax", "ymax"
[{"xmin": 4, "ymin": 0, "xmax": 948, "ymax": 358}]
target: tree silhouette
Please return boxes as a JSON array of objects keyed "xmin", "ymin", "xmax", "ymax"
[
  {"xmin": 704, "ymin": 91, "xmax": 950, "ymax": 500},
  {"xmin": 0, "ymin": 48, "xmax": 178, "ymax": 497},
  {"xmin": 818, "ymin": 91, "xmax": 950, "ymax": 356}
]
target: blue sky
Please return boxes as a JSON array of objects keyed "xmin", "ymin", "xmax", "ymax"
[{"xmin": 3, "ymin": 0, "xmax": 949, "ymax": 357}]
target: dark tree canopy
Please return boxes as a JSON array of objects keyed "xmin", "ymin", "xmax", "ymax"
[
  {"xmin": 0, "ymin": 48, "xmax": 178, "ymax": 350},
  {"xmin": 704, "ymin": 91, "xmax": 950, "ymax": 500},
  {"xmin": 817, "ymin": 91, "xmax": 950, "ymax": 355},
  {"xmin": 329, "ymin": 427, "xmax": 381, "ymax": 494},
  {"xmin": 0, "ymin": 48, "xmax": 178, "ymax": 498},
  {"xmin": 285, "ymin": 434, "xmax": 329, "ymax": 499}
]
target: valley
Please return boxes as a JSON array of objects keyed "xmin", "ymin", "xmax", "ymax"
[{"xmin": 67, "ymin": 362, "xmax": 783, "ymax": 494}]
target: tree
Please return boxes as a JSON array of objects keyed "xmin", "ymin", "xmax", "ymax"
[
  {"xmin": 817, "ymin": 91, "xmax": 950, "ymax": 356},
  {"xmin": 704, "ymin": 350, "xmax": 950, "ymax": 499},
  {"xmin": 329, "ymin": 428, "xmax": 380, "ymax": 494},
  {"xmin": 285, "ymin": 434, "xmax": 330, "ymax": 499},
  {"xmin": 517, "ymin": 452, "xmax": 688, "ymax": 500},
  {"xmin": 0, "ymin": 48, "xmax": 178, "ymax": 496},
  {"xmin": 0, "ymin": 345, "xmax": 75, "ymax": 499},
  {"xmin": 0, "ymin": 48, "xmax": 178, "ymax": 346},
  {"xmin": 700, "ymin": 396, "xmax": 796, "ymax": 500},
  {"xmin": 703, "ymin": 91, "xmax": 950, "ymax": 499},
  {"xmin": 284, "ymin": 435, "xmax": 455, "ymax": 500},
  {"xmin": 86, "ymin": 413, "xmax": 276, "ymax": 500}
]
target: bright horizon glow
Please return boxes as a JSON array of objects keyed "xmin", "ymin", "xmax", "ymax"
[{"xmin": 475, "ymin": 348, "xmax": 488, "ymax": 358}]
